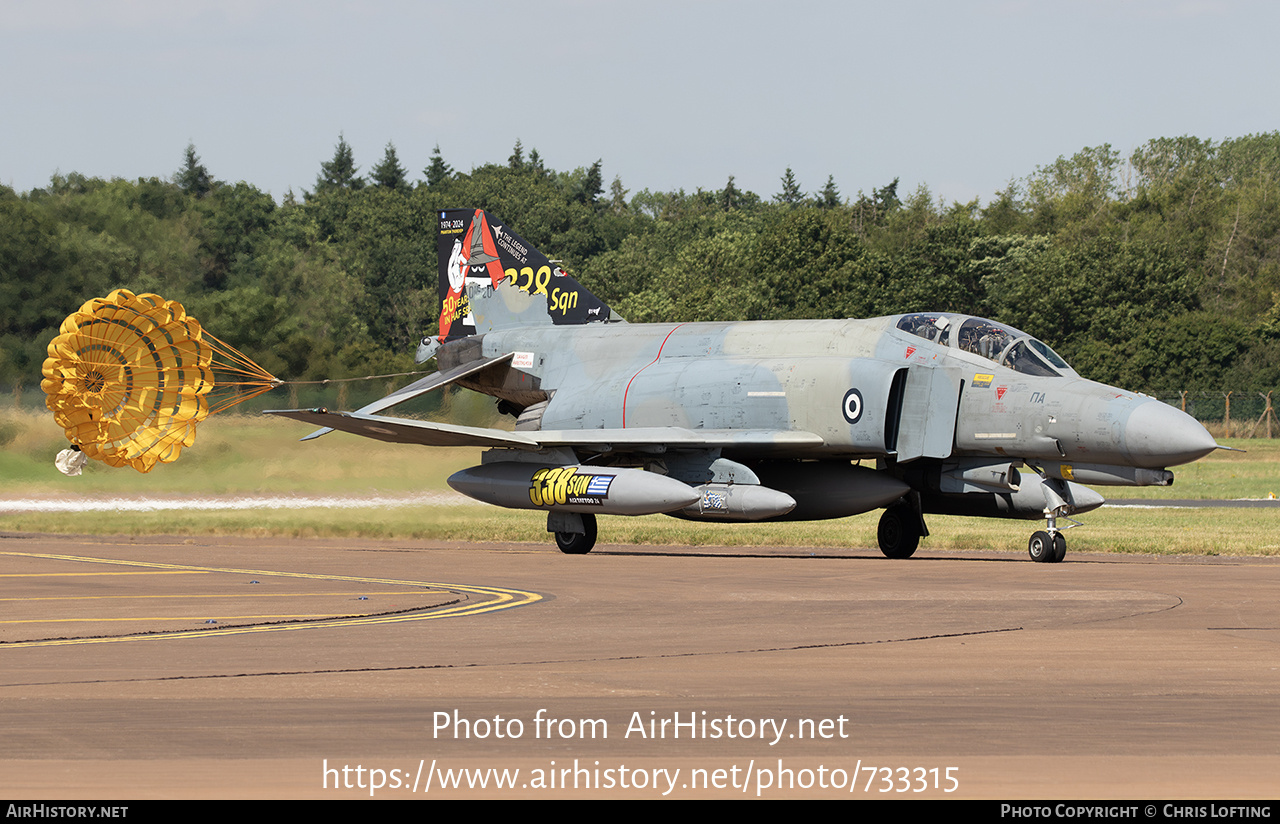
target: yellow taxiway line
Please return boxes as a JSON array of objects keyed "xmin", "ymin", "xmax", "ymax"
[{"xmin": 0, "ymin": 551, "xmax": 543, "ymax": 648}]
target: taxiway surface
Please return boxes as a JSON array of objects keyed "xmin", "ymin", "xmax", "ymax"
[{"xmin": 1, "ymin": 532, "xmax": 1276, "ymax": 799}]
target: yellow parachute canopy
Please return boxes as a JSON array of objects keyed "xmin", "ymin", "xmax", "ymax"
[{"xmin": 41, "ymin": 289, "xmax": 279, "ymax": 473}]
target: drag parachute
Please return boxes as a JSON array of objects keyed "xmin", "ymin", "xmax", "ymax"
[{"xmin": 41, "ymin": 289, "xmax": 279, "ymax": 473}]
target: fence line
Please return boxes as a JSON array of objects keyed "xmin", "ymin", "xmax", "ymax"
[{"xmin": 1147, "ymin": 391, "xmax": 1277, "ymax": 438}]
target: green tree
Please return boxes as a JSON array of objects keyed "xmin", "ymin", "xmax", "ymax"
[
  {"xmin": 195, "ymin": 181, "xmax": 277, "ymax": 290},
  {"xmin": 609, "ymin": 176, "xmax": 629, "ymax": 214},
  {"xmin": 853, "ymin": 177, "xmax": 901, "ymax": 232},
  {"xmin": 528, "ymin": 148, "xmax": 546, "ymax": 177},
  {"xmin": 371, "ymin": 141, "xmax": 410, "ymax": 192},
  {"xmin": 424, "ymin": 144, "xmax": 454, "ymax": 188},
  {"xmin": 818, "ymin": 175, "xmax": 840, "ymax": 209},
  {"xmin": 873, "ymin": 178, "xmax": 900, "ymax": 210},
  {"xmin": 176, "ymin": 143, "xmax": 213, "ymax": 199},
  {"xmin": 313, "ymin": 133, "xmax": 365, "ymax": 196},
  {"xmin": 752, "ymin": 208, "xmax": 880, "ymax": 318},
  {"xmin": 579, "ymin": 159, "xmax": 603, "ymax": 206},
  {"xmin": 775, "ymin": 167, "xmax": 803, "ymax": 206},
  {"xmin": 720, "ymin": 175, "xmax": 741, "ymax": 211},
  {"xmin": 1023, "ymin": 144, "xmax": 1122, "ymax": 237}
]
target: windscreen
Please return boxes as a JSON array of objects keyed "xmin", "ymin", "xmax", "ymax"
[{"xmin": 897, "ymin": 314, "xmax": 1072, "ymax": 377}]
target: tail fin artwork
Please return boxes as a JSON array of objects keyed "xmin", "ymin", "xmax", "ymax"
[{"xmin": 432, "ymin": 208, "xmax": 618, "ymax": 345}]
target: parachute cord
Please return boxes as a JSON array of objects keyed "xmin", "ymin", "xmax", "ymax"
[{"xmin": 204, "ymin": 371, "xmax": 433, "ymax": 415}]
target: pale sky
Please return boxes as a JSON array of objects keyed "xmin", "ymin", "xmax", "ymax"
[{"xmin": 3, "ymin": 0, "xmax": 1276, "ymax": 205}]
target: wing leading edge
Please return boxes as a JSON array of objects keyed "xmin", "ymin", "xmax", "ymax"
[{"xmin": 267, "ymin": 408, "xmax": 826, "ymax": 455}]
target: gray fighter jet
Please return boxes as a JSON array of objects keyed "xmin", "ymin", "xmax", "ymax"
[{"xmin": 269, "ymin": 208, "xmax": 1220, "ymax": 562}]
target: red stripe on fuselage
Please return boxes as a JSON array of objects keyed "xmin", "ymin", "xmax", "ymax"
[{"xmin": 622, "ymin": 325, "xmax": 685, "ymax": 428}]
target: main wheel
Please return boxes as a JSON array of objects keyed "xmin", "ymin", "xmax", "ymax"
[
  {"xmin": 554, "ymin": 513, "xmax": 597, "ymax": 555},
  {"xmin": 1051, "ymin": 531, "xmax": 1067, "ymax": 563},
  {"xmin": 1029, "ymin": 530, "xmax": 1055, "ymax": 562},
  {"xmin": 877, "ymin": 505, "xmax": 920, "ymax": 559}
]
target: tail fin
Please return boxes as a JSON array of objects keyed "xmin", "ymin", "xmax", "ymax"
[{"xmin": 434, "ymin": 208, "xmax": 617, "ymax": 340}]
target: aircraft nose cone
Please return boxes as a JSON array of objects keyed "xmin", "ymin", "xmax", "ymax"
[{"xmin": 1123, "ymin": 400, "xmax": 1217, "ymax": 467}]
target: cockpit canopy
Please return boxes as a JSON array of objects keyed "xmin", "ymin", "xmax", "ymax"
[{"xmin": 895, "ymin": 313, "xmax": 1074, "ymax": 378}]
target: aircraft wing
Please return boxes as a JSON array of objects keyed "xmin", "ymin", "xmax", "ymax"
[
  {"xmin": 296, "ymin": 353, "xmax": 515, "ymax": 441},
  {"xmin": 269, "ymin": 409, "xmax": 541, "ymax": 448},
  {"xmin": 267, "ymin": 408, "xmax": 826, "ymax": 454}
]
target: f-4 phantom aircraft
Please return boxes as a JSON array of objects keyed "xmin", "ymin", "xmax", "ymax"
[{"xmin": 269, "ymin": 208, "xmax": 1219, "ymax": 562}]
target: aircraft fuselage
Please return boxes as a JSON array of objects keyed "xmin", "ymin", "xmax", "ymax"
[{"xmin": 456, "ymin": 315, "xmax": 1214, "ymax": 476}]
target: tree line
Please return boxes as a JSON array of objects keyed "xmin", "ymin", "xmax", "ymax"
[{"xmin": 3, "ymin": 133, "xmax": 1280, "ymax": 397}]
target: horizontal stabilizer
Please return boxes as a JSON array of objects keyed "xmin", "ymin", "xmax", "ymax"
[{"xmin": 297, "ymin": 353, "xmax": 515, "ymax": 441}]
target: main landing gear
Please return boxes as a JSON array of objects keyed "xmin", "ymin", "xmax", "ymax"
[
  {"xmin": 550, "ymin": 512, "xmax": 597, "ymax": 554},
  {"xmin": 877, "ymin": 498, "xmax": 927, "ymax": 559}
]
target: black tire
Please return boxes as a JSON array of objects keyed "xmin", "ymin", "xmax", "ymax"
[
  {"xmin": 878, "ymin": 505, "xmax": 920, "ymax": 559},
  {"xmin": 1050, "ymin": 531, "xmax": 1067, "ymax": 563},
  {"xmin": 1029, "ymin": 530, "xmax": 1054, "ymax": 562},
  {"xmin": 554, "ymin": 513, "xmax": 597, "ymax": 555}
]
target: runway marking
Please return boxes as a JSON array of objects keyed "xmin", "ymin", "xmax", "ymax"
[
  {"xmin": 0, "ymin": 551, "xmax": 543, "ymax": 648},
  {"xmin": 0, "ymin": 589, "xmax": 426, "ymax": 602},
  {"xmin": 0, "ymin": 571, "xmax": 208, "ymax": 577},
  {"xmin": 1, "ymin": 615, "xmax": 367, "ymax": 624}
]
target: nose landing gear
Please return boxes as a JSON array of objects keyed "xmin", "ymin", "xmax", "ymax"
[
  {"xmin": 1029, "ymin": 475, "xmax": 1078, "ymax": 563},
  {"xmin": 1028, "ymin": 529, "xmax": 1067, "ymax": 563}
]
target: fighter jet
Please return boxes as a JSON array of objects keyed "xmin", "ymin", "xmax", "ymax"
[{"xmin": 269, "ymin": 208, "xmax": 1220, "ymax": 562}]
